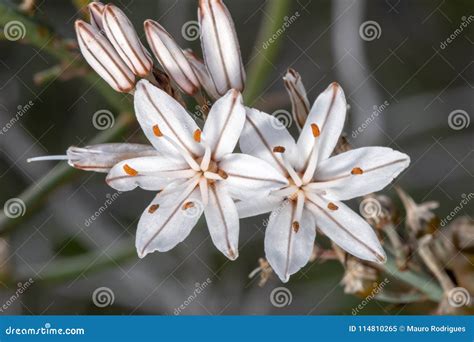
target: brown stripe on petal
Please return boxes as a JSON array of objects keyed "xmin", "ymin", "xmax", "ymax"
[
  {"xmin": 351, "ymin": 167, "xmax": 364, "ymax": 175},
  {"xmin": 273, "ymin": 146, "xmax": 286, "ymax": 153},
  {"xmin": 327, "ymin": 202, "xmax": 339, "ymax": 211},
  {"xmin": 123, "ymin": 164, "xmax": 138, "ymax": 176},
  {"xmin": 148, "ymin": 204, "xmax": 160, "ymax": 213}
]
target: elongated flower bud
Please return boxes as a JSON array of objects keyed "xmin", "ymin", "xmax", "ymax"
[
  {"xmin": 144, "ymin": 20, "xmax": 200, "ymax": 96},
  {"xmin": 75, "ymin": 20, "xmax": 135, "ymax": 93},
  {"xmin": 198, "ymin": 0, "xmax": 245, "ymax": 96},
  {"xmin": 102, "ymin": 4, "xmax": 153, "ymax": 77},
  {"xmin": 183, "ymin": 49, "xmax": 220, "ymax": 100},
  {"xmin": 88, "ymin": 1, "xmax": 105, "ymax": 32},
  {"xmin": 283, "ymin": 68, "xmax": 310, "ymax": 130}
]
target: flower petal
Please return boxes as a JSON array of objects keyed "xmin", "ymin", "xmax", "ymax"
[
  {"xmin": 183, "ymin": 49, "xmax": 220, "ymax": 100},
  {"xmin": 134, "ymin": 80, "xmax": 203, "ymax": 156},
  {"xmin": 236, "ymin": 195, "xmax": 283, "ymax": 219},
  {"xmin": 204, "ymin": 183, "xmax": 239, "ymax": 260},
  {"xmin": 67, "ymin": 143, "xmax": 157, "ymax": 173},
  {"xmin": 105, "ymin": 154, "xmax": 192, "ymax": 191},
  {"xmin": 311, "ymin": 147, "xmax": 410, "ymax": 201},
  {"xmin": 239, "ymin": 107, "xmax": 297, "ymax": 175},
  {"xmin": 283, "ymin": 68, "xmax": 310, "ymax": 130},
  {"xmin": 198, "ymin": 0, "xmax": 245, "ymax": 95},
  {"xmin": 306, "ymin": 194, "xmax": 386, "ymax": 263},
  {"xmin": 265, "ymin": 201, "xmax": 316, "ymax": 282},
  {"xmin": 136, "ymin": 179, "xmax": 202, "ymax": 258},
  {"xmin": 102, "ymin": 4, "xmax": 153, "ymax": 77},
  {"xmin": 144, "ymin": 20, "xmax": 200, "ymax": 95},
  {"xmin": 296, "ymin": 82, "xmax": 347, "ymax": 170},
  {"xmin": 75, "ymin": 20, "xmax": 135, "ymax": 93},
  {"xmin": 202, "ymin": 89, "xmax": 245, "ymax": 160},
  {"xmin": 87, "ymin": 2, "xmax": 105, "ymax": 32},
  {"xmin": 219, "ymin": 153, "xmax": 288, "ymax": 200}
]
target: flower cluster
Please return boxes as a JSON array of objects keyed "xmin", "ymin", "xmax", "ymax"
[{"xmin": 28, "ymin": 0, "xmax": 410, "ymax": 283}]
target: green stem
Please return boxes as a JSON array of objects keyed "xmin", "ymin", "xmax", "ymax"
[
  {"xmin": 14, "ymin": 241, "xmax": 136, "ymax": 284},
  {"xmin": 243, "ymin": 0, "xmax": 293, "ymax": 105},
  {"xmin": 382, "ymin": 255, "xmax": 444, "ymax": 302}
]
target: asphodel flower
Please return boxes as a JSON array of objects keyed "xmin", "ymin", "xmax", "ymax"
[
  {"xmin": 283, "ymin": 68, "xmax": 310, "ymax": 130},
  {"xmin": 198, "ymin": 0, "xmax": 246, "ymax": 96},
  {"xmin": 75, "ymin": 2, "xmax": 152, "ymax": 92},
  {"xmin": 238, "ymin": 82, "xmax": 410, "ymax": 282},
  {"xmin": 29, "ymin": 81, "xmax": 287, "ymax": 260}
]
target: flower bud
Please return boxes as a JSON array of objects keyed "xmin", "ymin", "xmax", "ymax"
[
  {"xmin": 144, "ymin": 20, "xmax": 200, "ymax": 96},
  {"xmin": 283, "ymin": 68, "xmax": 310, "ymax": 131},
  {"xmin": 183, "ymin": 49, "xmax": 220, "ymax": 100},
  {"xmin": 102, "ymin": 4, "xmax": 153, "ymax": 77},
  {"xmin": 75, "ymin": 20, "xmax": 135, "ymax": 93},
  {"xmin": 87, "ymin": 1, "xmax": 105, "ymax": 32},
  {"xmin": 198, "ymin": 0, "xmax": 245, "ymax": 96}
]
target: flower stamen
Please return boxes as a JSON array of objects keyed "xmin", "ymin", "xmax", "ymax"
[
  {"xmin": 351, "ymin": 167, "xmax": 364, "ymax": 175},
  {"xmin": 327, "ymin": 202, "xmax": 339, "ymax": 211},
  {"xmin": 302, "ymin": 122, "xmax": 322, "ymax": 184},
  {"xmin": 123, "ymin": 164, "xmax": 138, "ymax": 176},
  {"xmin": 273, "ymin": 148, "xmax": 303, "ymax": 187},
  {"xmin": 193, "ymin": 129, "xmax": 202, "ymax": 143},
  {"xmin": 148, "ymin": 204, "xmax": 159, "ymax": 213}
]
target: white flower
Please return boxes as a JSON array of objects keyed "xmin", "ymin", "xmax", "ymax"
[
  {"xmin": 76, "ymin": 3, "xmax": 152, "ymax": 92},
  {"xmin": 198, "ymin": 0, "xmax": 245, "ymax": 95},
  {"xmin": 28, "ymin": 80, "xmax": 287, "ymax": 260},
  {"xmin": 238, "ymin": 82, "xmax": 410, "ymax": 282},
  {"xmin": 103, "ymin": 80, "xmax": 287, "ymax": 259}
]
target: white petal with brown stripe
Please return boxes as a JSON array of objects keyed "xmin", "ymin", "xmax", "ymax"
[
  {"xmin": 145, "ymin": 20, "xmax": 200, "ymax": 95},
  {"xmin": 102, "ymin": 4, "xmax": 153, "ymax": 77},
  {"xmin": 198, "ymin": 0, "xmax": 245, "ymax": 95},
  {"xmin": 75, "ymin": 20, "xmax": 136, "ymax": 93}
]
